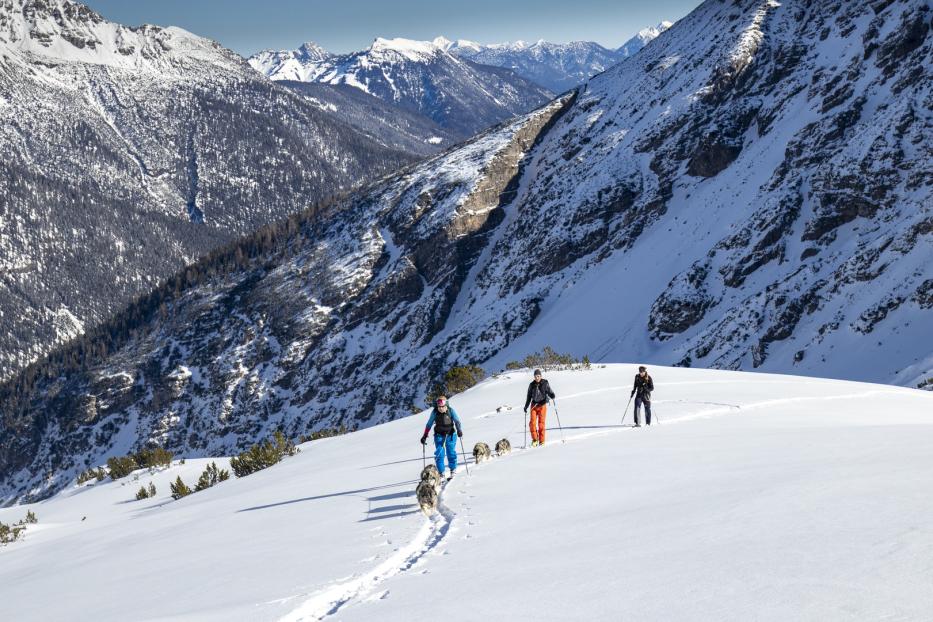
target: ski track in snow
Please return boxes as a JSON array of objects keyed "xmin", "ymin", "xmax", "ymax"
[
  {"xmin": 279, "ymin": 384, "xmax": 907, "ymax": 620},
  {"xmin": 280, "ymin": 483, "xmax": 456, "ymax": 621}
]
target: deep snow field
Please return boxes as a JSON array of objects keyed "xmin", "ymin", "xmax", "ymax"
[{"xmin": 1, "ymin": 365, "xmax": 931, "ymax": 621}]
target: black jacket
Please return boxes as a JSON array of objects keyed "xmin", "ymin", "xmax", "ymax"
[
  {"xmin": 524, "ymin": 379, "xmax": 555, "ymax": 410},
  {"xmin": 632, "ymin": 374, "xmax": 654, "ymax": 401}
]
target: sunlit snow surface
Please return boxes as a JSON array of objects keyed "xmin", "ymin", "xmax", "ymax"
[{"xmin": 1, "ymin": 366, "xmax": 931, "ymax": 621}]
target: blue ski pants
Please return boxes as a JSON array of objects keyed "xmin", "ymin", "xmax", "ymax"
[{"xmin": 434, "ymin": 433, "xmax": 458, "ymax": 473}]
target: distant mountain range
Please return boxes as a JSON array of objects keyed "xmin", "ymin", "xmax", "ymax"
[
  {"xmin": 250, "ymin": 24, "xmax": 672, "ymax": 101},
  {"xmin": 249, "ymin": 37, "xmax": 554, "ymax": 137},
  {"xmin": 438, "ymin": 22, "xmax": 674, "ymax": 92}
]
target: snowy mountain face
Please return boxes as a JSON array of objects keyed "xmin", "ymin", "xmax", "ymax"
[
  {"xmin": 248, "ymin": 37, "xmax": 554, "ymax": 137},
  {"xmin": 617, "ymin": 20, "xmax": 674, "ymax": 57},
  {"xmin": 442, "ymin": 23, "xmax": 672, "ymax": 93},
  {"xmin": 279, "ymin": 81, "xmax": 460, "ymax": 155},
  {"xmin": 1, "ymin": 367, "xmax": 932, "ymax": 621},
  {"xmin": 2, "ymin": 0, "xmax": 932, "ymax": 501},
  {"xmin": 0, "ymin": 0, "xmax": 424, "ymax": 382}
]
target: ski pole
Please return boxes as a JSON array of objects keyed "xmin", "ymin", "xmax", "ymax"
[
  {"xmin": 422, "ymin": 443, "xmax": 426, "ymax": 469},
  {"xmin": 524, "ymin": 408, "xmax": 528, "ymax": 449},
  {"xmin": 653, "ymin": 404, "xmax": 660, "ymax": 425},
  {"xmin": 621, "ymin": 395, "xmax": 633, "ymax": 426},
  {"xmin": 458, "ymin": 435, "xmax": 470, "ymax": 475},
  {"xmin": 552, "ymin": 401, "xmax": 566, "ymax": 444}
]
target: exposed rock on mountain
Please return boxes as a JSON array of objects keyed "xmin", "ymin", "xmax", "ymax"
[
  {"xmin": 0, "ymin": 0, "xmax": 421, "ymax": 381},
  {"xmin": 2, "ymin": 0, "xmax": 931, "ymax": 502}
]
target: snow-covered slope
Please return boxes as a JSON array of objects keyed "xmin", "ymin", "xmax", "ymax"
[
  {"xmin": 2, "ymin": 0, "xmax": 931, "ymax": 501},
  {"xmin": 0, "ymin": 0, "xmax": 422, "ymax": 381},
  {"xmin": 1, "ymin": 366, "xmax": 932, "ymax": 621},
  {"xmin": 248, "ymin": 37, "xmax": 554, "ymax": 137}
]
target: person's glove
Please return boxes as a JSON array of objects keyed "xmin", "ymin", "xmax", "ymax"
[
  {"xmin": 630, "ymin": 390, "xmax": 635, "ymax": 398},
  {"xmin": 457, "ymin": 430, "xmax": 463, "ymax": 438},
  {"xmin": 420, "ymin": 435, "xmax": 427, "ymax": 445},
  {"xmin": 523, "ymin": 407, "xmax": 528, "ymax": 414}
]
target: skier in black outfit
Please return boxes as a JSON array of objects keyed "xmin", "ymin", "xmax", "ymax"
[
  {"xmin": 631, "ymin": 366, "xmax": 654, "ymax": 427},
  {"xmin": 524, "ymin": 369, "xmax": 556, "ymax": 446}
]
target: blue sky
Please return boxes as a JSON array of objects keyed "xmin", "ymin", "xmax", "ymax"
[{"xmin": 82, "ymin": 0, "xmax": 703, "ymax": 56}]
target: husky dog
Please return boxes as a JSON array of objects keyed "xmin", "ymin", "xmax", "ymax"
[
  {"xmin": 473, "ymin": 442, "xmax": 492, "ymax": 464},
  {"xmin": 495, "ymin": 438, "xmax": 512, "ymax": 456},
  {"xmin": 416, "ymin": 480, "xmax": 438, "ymax": 516},
  {"xmin": 421, "ymin": 464, "xmax": 442, "ymax": 492}
]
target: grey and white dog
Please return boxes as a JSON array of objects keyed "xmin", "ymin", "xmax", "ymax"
[
  {"xmin": 421, "ymin": 464, "xmax": 442, "ymax": 492},
  {"xmin": 416, "ymin": 480, "xmax": 438, "ymax": 516},
  {"xmin": 495, "ymin": 438, "xmax": 512, "ymax": 456},
  {"xmin": 473, "ymin": 442, "xmax": 492, "ymax": 464}
]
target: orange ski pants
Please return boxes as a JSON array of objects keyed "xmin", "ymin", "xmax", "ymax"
[{"xmin": 529, "ymin": 404, "xmax": 547, "ymax": 443}]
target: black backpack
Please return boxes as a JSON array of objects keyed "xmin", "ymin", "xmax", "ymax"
[{"xmin": 434, "ymin": 408, "xmax": 454, "ymax": 435}]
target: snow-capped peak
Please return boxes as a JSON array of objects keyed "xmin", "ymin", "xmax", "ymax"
[
  {"xmin": 431, "ymin": 35, "xmax": 454, "ymax": 50},
  {"xmin": 295, "ymin": 41, "xmax": 330, "ymax": 62},
  {"xmin": 437, "ymin": 37, "xmax": 483, "ymax": 53},
  {"xmin": 368, "ymin": 36, "xmax": 443, "ymax": 61},
  {"xmin": 0, "ymin": 0, "xmax": 234, "ymax": 72},
  {"xmin": 618, "ymin": 20, "xmax": 673, "ymax": 56}
]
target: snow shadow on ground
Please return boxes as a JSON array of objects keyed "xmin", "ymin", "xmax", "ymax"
[{"xmin": 237, "ymin": 480, "xmax": 417, "ymax": 512}]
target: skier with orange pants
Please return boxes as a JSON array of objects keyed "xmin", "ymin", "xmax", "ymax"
[{"xmin": 524, "ymin": 369, "xmax": 555, "ymax": 446}]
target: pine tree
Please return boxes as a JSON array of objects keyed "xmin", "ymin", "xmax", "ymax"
[
  {"xmin": 170, "ymin": 476, "xmax": 192, "ymax": 500},
  {"xmin": 135, "ymin": 486, "xmax": 150, "ymax": 500},
  {"xmin": 148, "ymin": 482, "xmax": 157, "ymax": 497},
  {"xmin": 194, "ymin": 462, "xmax": 230, "ymax": 491}
]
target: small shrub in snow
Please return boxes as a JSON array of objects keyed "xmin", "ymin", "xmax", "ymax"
[
  {"xmin": 106, "ymin": 447, "xmax": 174, "ymax": 481},
  {"xmin": 148, "ymin": 482, "xmax": 157, "ymax": 497},
  {"xmin": 427, "ymin": 365, "xmax": 486, "ymax": 405},
  {"xmin": 299, "ymin": 425, "xmax": 351, "ymax": 443},
  {"xmin": 106, "ymin": 455, "xmax": 139, "ymax": 480},
  {"xmin": 77, "ymin": 468, "xmax": 94, "ymax": 485},
  {"xmin": 0, "ymin": 522, "xmax": 25, "ymax": 544},
  {"xmin": 135, "ymin": 447, "xmax": 174, "ymax": 469},
  {"xmin": 135, "ymin": 486, "xmax": 150, "ymax": 500},
  {"xmin": 230, "ymin": 431, "xmax": 297, "ymax": 478},
  {"xmin": 170, "ymin": 476, "xmax": 192, "ymax": 500},
  {"xmin": 77, "ymin": 466, "xmax": 107, "ymax": 485},
  {"xmin": 505, "ymin": 346, "xmax": 586, "ymax": 372},
  {"xmin": 194, "ymin": 462, "xmax": 230, "ymax": 492},
  {"xmin": 0, "ymin": 511, "xmax": 38, "ymax": 544}
]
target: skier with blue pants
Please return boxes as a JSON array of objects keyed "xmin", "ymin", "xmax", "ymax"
[{"xmin": 420, "ymin": 395, "xmax": 463, "ymax": 479}]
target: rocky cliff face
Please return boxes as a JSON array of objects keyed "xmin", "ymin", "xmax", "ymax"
[
  {"xmin": 2, "ymin": 0, "xmax": 930, "ymax": 502},
  {"xmin": 0, "ymin": 0, "xmax": 421, "ymax": 381}
]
